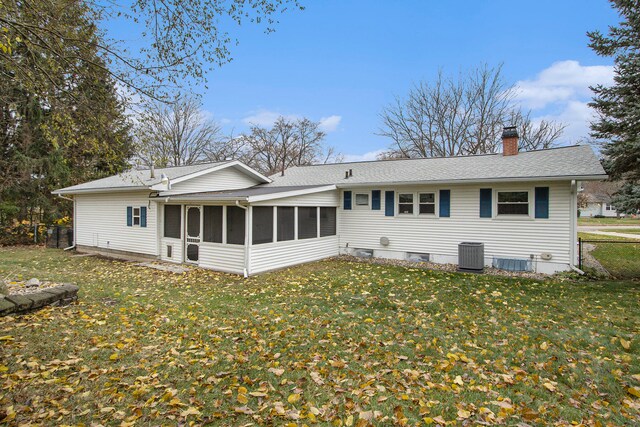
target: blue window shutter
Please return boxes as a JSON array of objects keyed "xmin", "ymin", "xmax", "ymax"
[
  {"xmin": 371, "ymin": 190, "xmax": 381, "ymax": 210},
  {"xmin": 343, "ymin": 191, "xmax": 352, "ymax": 210},
  {"xmin": 439, "ymin": 190, "xmax": 450, "ymax": 217},
  {"xmin": 140, "ymin": 206, "xmax": 147, "ymax": 227},
  {"xmin": 385, "ymin": 191, "xmax": 395, "ymax": 216},
  {"xmin": 535, "ymin": 187, "xmax": 549, "ymax": 218},
  {"xmin": 479, "ymin": 189, "xmax": 492, "ymax": 218},
  {"xmin": 126, "ymin": 206, "xmax": 133, "ymax": 226}
]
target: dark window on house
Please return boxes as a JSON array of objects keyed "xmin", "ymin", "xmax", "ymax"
[
  {"xmin": 133, "ymin": 207, "xmax": 141, "ymax": 226},
  {"xmin": 419, "ymin": 193, "xmax": 435, "ymax": 214},
  {"xmin": 203, "ymin": 206, "xmax": 223, "ymax": 243},
  {"xmin": 497, "ymin": 191, "xmax": 529, "ymax": 215},
  {"xmin": 298, "ymin": 207, "xmax": 318, "ymax": 239},
  {"xmin": 164, "ymin": 205, "xmax": 181, "ymax": 238},
  {"xmin": 253, "ymin": 206, "xmax": 274, "ymax": 245},
  {"xmin": 320, "ymin": 207, "xmax": 336, "ymax": 237},
  {"xmin": 398, "ymin": 193, "xmax": 414, "ymax": 214},
  {"xmin": 277, "ymin": 207, "xmax": 295, "ymax": 241},
  {"xmin": 226, "ymin": 206, "xmax": 246, "ymax": 245}
]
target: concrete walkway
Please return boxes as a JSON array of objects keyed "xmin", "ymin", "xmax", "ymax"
[
  {"xmin": 580, "ymin": 230, "xmax": 640, "ymax": 239},
  {"xmin": 578, "ymin": 225, "xmax": 640, "ymax": 239}
]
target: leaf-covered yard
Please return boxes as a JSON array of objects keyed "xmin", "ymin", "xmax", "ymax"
[{"xmin": 1, "ymin": 248, "xmax": 639, "ymax": 426}]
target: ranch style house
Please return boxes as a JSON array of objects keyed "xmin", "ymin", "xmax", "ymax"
[{"xmin": 53, "ymin": 128, "xmax": 607, "ymax": 275}]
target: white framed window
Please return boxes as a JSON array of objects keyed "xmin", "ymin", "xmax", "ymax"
[
  {"xmin": 355, "ymin": 193, "xmax": 370, "ymax": 207},
  {"xmin": 419, "ymin": 193, "xmax": 436, "ymax": 214},
  {"xmin": 497, "ymin": 191, "xmax": 529, "ymax": 216},
  {"xmin": 398, "ymin": 193, "xmax": 414, "ymax": 214},
  {"xmin": 605, "ymin": 204, "xmax": 615, "ymax": 211},
  {"xmin": 132, "ymin": 207, "xmax": 141, "ymax": 225}
]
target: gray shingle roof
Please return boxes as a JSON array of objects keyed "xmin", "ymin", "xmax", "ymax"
[
  {"xmin": 54, "ymin": 161, "xmax": 229, "ymax": 193},
  {"xmin": 266, "ymin": 145, "xmax": 606, "ymax": 187}
]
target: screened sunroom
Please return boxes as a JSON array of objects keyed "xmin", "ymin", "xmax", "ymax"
[{"xmin": 154, "ymin": 185, "xmax": 340, "ymax": 275}]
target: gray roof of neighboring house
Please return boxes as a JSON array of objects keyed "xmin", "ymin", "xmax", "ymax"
[
  {"xmin": 163, "ymin": 185, "xmax": 332, "ymax": 201},
  {"xmin": 54, "ymin": 161, "xmax": 229, "ymax": 193},
  {"xmin": 266, "ymin": 145, "xmax": 606, "ymax": 187}
]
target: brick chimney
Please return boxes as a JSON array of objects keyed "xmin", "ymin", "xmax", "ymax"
[{"xmin": 502, "ymin": 126, "xmax": 519, "ymax": 156}]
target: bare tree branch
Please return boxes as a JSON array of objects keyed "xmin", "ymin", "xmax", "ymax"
[{"xmin": 378, "ymin": 64, "xmax": 566, "ymax": 158}]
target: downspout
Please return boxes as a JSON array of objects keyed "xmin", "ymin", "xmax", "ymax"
[
  {"xmin": 57, "ymin": 194, "xmax": 76, "ymax": 251},
  {"xmin": 235, "ymin": 200, "xmax": 250, "ymax": 278},
  {"xmin": 568, "ymin": 180, "xmax": 585, "ymax": 275}
]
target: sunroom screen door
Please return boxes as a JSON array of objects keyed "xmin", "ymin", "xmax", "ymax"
[{"xmin": 185, "ymin": 206, "xmax": 201, "ymax": 263}]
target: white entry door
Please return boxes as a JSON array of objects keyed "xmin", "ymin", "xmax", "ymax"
[{"xmin": 185, "ymin": 206, "xmax": 201, "ymax": 263}]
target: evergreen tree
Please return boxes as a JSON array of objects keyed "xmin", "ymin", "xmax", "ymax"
[
  {"xmin": 588, "ymin": 1, "xmax": 640, "ymax": 213},
  {"xmin": 0, "ymin": 0, "xmax": 132, "ymax": 233}
]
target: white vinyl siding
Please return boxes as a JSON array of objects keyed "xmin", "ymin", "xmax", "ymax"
[
  {"xmin": 338, "ymin": 181, "xmax": 573, "ymax": 272},
  {"xmin": 199, "ymin": 243, "xmax": 245, "ymax": 274},
  {"xmin": 251, "ymin": 190, "xmax": 339, "ymax": 207},
  {"xmin": 162, "ymin": 167, "xmax": 260, "ymax": 195},
  {"xmin": 160, "ymin": 237, "xmax": 183, "ymax": 262},
  {"xmin": 250, "ymin": 236, "xmax": 339, "ymax": 274},
  {"xmin": 75, "ymin": 192, "xmax": 158, "ymax": 255}
]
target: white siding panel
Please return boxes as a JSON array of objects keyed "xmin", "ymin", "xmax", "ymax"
[
  {"xmin": 199, "ymin": 244, "xmax": 245, "ymax": 274},
  {"xmin": 252, "ymin": 190, "xmax": 339, "ymax": 206},
  {"xmin": 75, "ymin": 192, "xmax": 158, "ymax": 255},
  {"xmin": 250, "ymin": 236, "xmax": 339, "ymax": 274},
  {"xmin": 338, "ymin": 181, "xmax": 573, "ymax": 272},
  {"xmin": 160, "ymin": 238, "xmax": 183, "ymax": 262},
  {"xmin": 165, "ymin": 167, "xmax": 259, "ymax": 195}
]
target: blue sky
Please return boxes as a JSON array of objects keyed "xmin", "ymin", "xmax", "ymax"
[{"xmin": 105, "ymin": 0, "xmax": 620, "ymax": 160}]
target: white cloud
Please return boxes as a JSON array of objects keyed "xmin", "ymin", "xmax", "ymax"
[
  {"xmin": 242, "ymin": 110, "xmax": 342, "ymax": 133},
  {"xmin": 514, "ymin": 60, "xmax": 614, "ymax": 109},
  {"xmin": 242, "ymin": 109, "xmax": 299, "ymax": 126},
  {"xmin": 534, "ymin": 100, "xmax": 596, "ymax": 144},
  {"xmin": 342, "ymin": 149, "xmax": 386, "ymax": 162},
  {"xmin": 318, "ymin": 115, "xmax": 342, "ymax": 132}
]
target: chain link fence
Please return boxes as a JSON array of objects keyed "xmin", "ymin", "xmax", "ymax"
[{"xmin": 578, "ymin": 237, "xmax": 640, "ymax": 279}]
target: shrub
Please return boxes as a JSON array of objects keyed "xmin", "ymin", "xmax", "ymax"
[{"xmin": 0, "ymin": 220, "xmax": 47, "ymax": 246}]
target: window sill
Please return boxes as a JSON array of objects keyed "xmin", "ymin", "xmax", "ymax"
[{"xmin": 492, "ymin": 215, "xmax": 534, "ymax": 221}]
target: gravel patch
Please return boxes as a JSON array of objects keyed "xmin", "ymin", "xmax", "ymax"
[
  {"xmin": 336, "ymin": 255, "xmax": 553, "ymax": 281},
  {"xmin": 4, "ymin": 278, "xmax": 70, "ymax": 296}
]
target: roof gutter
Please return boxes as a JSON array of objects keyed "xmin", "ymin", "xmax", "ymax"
[
  {"xmin": 334, "ymin": 174, "xmax": 609, "ymax": 188},
  {"xmin": 53, "ymin": 186, "xmax": 151, "ymax": 195}
]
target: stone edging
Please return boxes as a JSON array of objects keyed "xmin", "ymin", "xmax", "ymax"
[{"xmin": 0, "ymin": 284, "xmax": 79, "ymax": 316}]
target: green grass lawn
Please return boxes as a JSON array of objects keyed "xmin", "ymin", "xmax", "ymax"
[
  {"xmin": 579, "ymin": 232, "xmax": 640, "ymax": 279},
  {"xmin": 618, "ymin": 229, "xmax": 640, "ymax": 234},
  {"xmin": 1, "ymin": 248, "xmax": 639, "ymax": 426},
  {"xmin": 578, "ymin": 216, "xmax": 640, "ymax": 226}
]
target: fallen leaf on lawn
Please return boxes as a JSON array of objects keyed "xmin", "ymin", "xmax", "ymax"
[
  {"xmin": 620, "ymin": 338, "xmax": 631, "ymax": 350},
  {"xmin": 628, "ymin": 386, "xmax": 640, "ymax": 398},
  {"xmin": 457, "ymin": 409, "xmax": 471, "ymax": 419},
  {"xmin": 287, "ymin": 393, "xmax": 301, "ymax": 404},
  {"xmin": 268, "ymin": 367, "xmax": 284, "ymax": 376},
  {"xmin": 180, "ymin": 407, "xmax": 201, "ymax": 417}
]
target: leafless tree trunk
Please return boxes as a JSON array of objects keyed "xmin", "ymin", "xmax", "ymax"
[
  {"xmin": 133, "ymin": 96, "xmax": 223, "ymax": 167},
  {"xmin": 243, "ymin": 116, "xmax": 339, "ymax": 176},
  {"xmin": 378, "ymin": 64, "xmax": 566, "ymax": 158}
]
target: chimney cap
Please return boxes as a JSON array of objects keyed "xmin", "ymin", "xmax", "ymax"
[{"xmin": 502, "ymin": 126, "xmax": 518, "ymax": 138}]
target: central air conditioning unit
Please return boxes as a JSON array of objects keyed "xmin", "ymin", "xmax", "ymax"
[{"xmin": 458, "ymin": 242, "xmax": 484, "ymax": 273}]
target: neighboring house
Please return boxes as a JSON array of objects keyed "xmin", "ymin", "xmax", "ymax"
[
  {"xmin": 579, "ymin": 181, "xmax": 624, "ymax": 218},
  {"xmin": 53, "ymin": 128, "xmax": 607, "ymax": 275}
]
